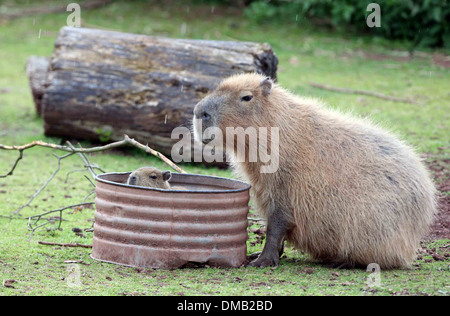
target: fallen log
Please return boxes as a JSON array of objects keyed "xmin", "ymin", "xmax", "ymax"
[{"xmin": 30, "ymin": 26, "xmax": 278, "ymax": 165}]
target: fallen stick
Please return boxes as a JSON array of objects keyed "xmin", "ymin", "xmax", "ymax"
[
  {"xmin": 38, "ymin": 241, "xmax": 92, "ymax": 248},
  {"xmin": 27, "ymin": 202, "xmax": 95, "ymax": 238},
  {"xmin": 1, "ymin": 135, "xmax": 185, "ymax": 218},
  {"xmin": 309, "ymin": 82, "xmax": 420, "ymax": 105},
  {"xmin": 13, "ymin": 152, "xmax": 74, "ymax": 215},
  {"xmin": 0, "ymin": 134, "xmax": 187, "ymax": 176}
]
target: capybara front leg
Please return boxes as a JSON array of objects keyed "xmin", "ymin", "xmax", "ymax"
[{"xmin": 247, "ymin": 207, "xmax": 289, "ymax": 268}]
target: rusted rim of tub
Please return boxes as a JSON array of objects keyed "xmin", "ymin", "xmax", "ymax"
[{"xmin": 95, "ymin": 172, "xmax": 251, "ymax": 193}]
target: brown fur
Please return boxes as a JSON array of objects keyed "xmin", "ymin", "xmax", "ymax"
[
  {"xmin": 193, "ymin": 73, "xmax": 437, "ymax": 269},
  {"xmin": 127, "ymin": 167, "xmax": 171, "ymax": 189}
]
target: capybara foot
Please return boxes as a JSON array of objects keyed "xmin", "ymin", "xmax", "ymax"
[{"xmin": 247, "ymin": 254, "xmax": 279, "ymax": 268}]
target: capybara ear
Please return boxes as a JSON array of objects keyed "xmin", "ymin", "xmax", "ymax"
[
  {"xmin": 260, "ymin": 77, "xmax": 273, "ymax": 97},
  {"xmin": 162, "ymin": 171, "xmax": 172, "ymax": 182}
]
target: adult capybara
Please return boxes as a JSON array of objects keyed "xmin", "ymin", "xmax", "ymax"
[{"xmin": 193, "ymin": 73, "xmax": 437, "ymax": 269}]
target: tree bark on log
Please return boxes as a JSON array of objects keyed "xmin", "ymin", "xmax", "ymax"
[{"xmin": 34, "ymin": 26, "xmax": 278, "ymax": 166}]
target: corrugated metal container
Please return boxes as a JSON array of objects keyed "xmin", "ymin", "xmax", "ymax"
[{"xmin": 91, "ymin": 172, "xmax": 251, "ymax": 269}]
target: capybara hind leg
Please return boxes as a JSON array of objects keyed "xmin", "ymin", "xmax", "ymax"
[
  {"xmin": 247, "ymin": 206, "xmax": 289, "ymax": 268},
  {"xmin": 248, "ymin": 238, "xmax": 285, "ymax": 263}
]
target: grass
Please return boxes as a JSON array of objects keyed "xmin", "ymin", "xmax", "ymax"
[{"xmin": 0, "ymin": 0, "xmax": 449, "ymax": 296}]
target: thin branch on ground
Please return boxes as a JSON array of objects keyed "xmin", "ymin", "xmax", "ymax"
[
  {"xmin": 67, "ymin": 141, "xmax": 97, "ymax": 179},
  {"xmin": 0, "ymin": 134, "xmax": 186, "ymax": 176},
  {"xmin": 12, "ymin": 152, "xmax": 74, "ymax": 216},
  {"xmin": 309, "ymin": 82, "xmax": 421, "ymax": 105},
  {"xmin": 27, "ymin": 202, "xmax": 95, "ymax": 241},
  {"xmin": 1, "ymin": 134, "xmax": 186, "ymax": 236},
  {"xmin": 65, "ymin": 168, "xmax": 88, "ymax": 183},
  {"xmin": 37, "ymin": 241, "xmax": 92, "ymax": 248},
  {"xmin": 84, "ymin": 175, "xmax": 96, "ymax": 188},
  {"xmin": 84, "ymin": 191, "xmax": 96, "ymax": 202},
  {"xmin": 0, "ymin": 150, "xmax": 23, "ymax": 178}
]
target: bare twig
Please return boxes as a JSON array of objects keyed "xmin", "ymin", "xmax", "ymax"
[
  {"xmin": 0, "ymin": 150, "xmax": 23, "ymax": 178},
  {"xmin": 38, "ymin": 241, "xmax": 92, "ymax": 248},
  {"xmin": 64, "ymin": 168, "xmax": 88, "ymax": 183},
  {"xmin": 12, "ymin": 152, "xmax": 74, "ymax": 215},
  {"xmin": 0, "ymin": 134, "xmax": 186, "ymax": 176},
  {"xmin": 27, "ymin": 202, "xmax": 95, "ymax": 241},
  {"xmin": 84, "ymin": 175, "xmax": 96, "ymax": 188},
  {"xmin": 2, "ymin": 135, "xmax": 185, "ymax": 235},
  {"xmin": 309, "ymin": 82, "xmax": 421, "ymax": 105},
  {"xmin": 122, "ymin": 135, "xmax": 186, "ymax": 173},
  {"xmin": 67, "ymin": 141, "xmax": 97, "ymax": 179},
  {"xmin": 82, "ymin": 190, "xmax": 96, "ymax": 204}
]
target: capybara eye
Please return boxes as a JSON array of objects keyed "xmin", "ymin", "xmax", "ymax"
[
  {"xmin": 241, "ymin": 95, "xmax": 253, "ymax": 102},
  {"xmin": 150, "ymin": 175, "xmax": 157, "ymax": 179},
  {"xmin": 201, "ymin": 112, "xmax": 211, "ymax": 120}
]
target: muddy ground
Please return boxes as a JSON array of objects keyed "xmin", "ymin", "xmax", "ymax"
[{"xmin": 423, "ymin": 155, "xmax": 450, "ymax": 241}]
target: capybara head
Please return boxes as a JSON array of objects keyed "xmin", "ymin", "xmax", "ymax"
[
  {"xmin": 127, "ymin": 167, "xmax": 171, "ymax": 189},
  {"xmin": 193, "ymin": 73, "xmax": 274, "ymax": 148}
]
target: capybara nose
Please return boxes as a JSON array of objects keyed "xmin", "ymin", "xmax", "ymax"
[
  {"xmin": 193, "ymin": 103, "xmax": 202, "ymax": 118},
  {"xmin": 128, "ymin": 176, "xmax": 137, "ymax": 185},
  {"xmin": 193, "ymin": 103, "xmax": 211, "ymax": 122}
]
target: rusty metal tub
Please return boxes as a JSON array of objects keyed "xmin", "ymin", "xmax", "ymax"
[{"xmin": 91, "ymin": 172, "xmax": 251, "ymax": 269}]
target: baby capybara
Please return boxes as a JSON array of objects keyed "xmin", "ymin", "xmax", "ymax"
[{"xmin": 127, "ymin": 167, "xmax": 171, "ymax": 189}]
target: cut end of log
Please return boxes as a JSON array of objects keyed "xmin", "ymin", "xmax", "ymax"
[{"xmin": 26, "ymin": 56, "xmax": 50, "ymax": 116}]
